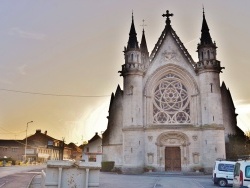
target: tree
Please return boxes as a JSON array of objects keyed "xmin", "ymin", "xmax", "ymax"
[{"xmin": 226, "ymin": 131, "xmax": 250, "ymax": 160}]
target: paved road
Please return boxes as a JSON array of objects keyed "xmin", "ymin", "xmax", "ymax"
[
  {"xmin": 0, "ymin": 165, "xmax": 45, "ymax": 188},
  {"xmin": 0, "ymin": 165, "xmax": 46, "ymax": 178},
  {"xmin": 0, "ymin": 172, "xmax": 37, "ymax": 188},
  {"xmin": 1, "ymin": 166, "xmax": 224, "ymax": 188},
  {"xmin": 99, "ymin": 173, "xmax": 220, "ymax": 188}
]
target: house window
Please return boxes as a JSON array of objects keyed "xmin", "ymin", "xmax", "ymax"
[
  {"xmin": 11, "ymin": 148, "xmax": 17, "ymax": 152},
  {"xmin": 89, "ymin": 155, "xmax": 96, "ymax": 162}
]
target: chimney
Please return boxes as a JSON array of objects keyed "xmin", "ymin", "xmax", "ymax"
[
  {"xmin": 44, "ymin": 130, "xmax": 47, "ymax": 135},
  {"xmin": 36, "ymin": 129, "xmax": 41, "ymax": 134}
]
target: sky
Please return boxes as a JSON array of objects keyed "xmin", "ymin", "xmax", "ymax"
[{"xmin": 0, "ymin": 0, "xmax": 250, "ymax": 145}]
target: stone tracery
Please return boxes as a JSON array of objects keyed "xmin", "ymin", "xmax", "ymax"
[{"xmin": 153, "ymin": 73, "xmax": 190, "ymax": 124}]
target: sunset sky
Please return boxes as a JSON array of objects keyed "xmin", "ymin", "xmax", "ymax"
[{"xmin": 0, "ymin": 0, "xmax": 250, "ymax": 145}]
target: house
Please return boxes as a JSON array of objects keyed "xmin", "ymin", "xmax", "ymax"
[
  {"xmin": 67, "ymin": 142, "xmax": 82, "ymax": 161},
  {"xmin": 0, "ymin": 129, "xmax": 65, "ymax": 163},
  {"xmin": 82, "ymin": 132, "xmax": 102, "ymax": 164}
]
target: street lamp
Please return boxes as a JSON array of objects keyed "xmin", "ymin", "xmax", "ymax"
[{"xmin": 24, "ymin": 121, "xmax": 33, "ymax": 162}]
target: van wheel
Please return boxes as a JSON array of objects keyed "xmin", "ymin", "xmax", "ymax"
[{"xmin": 218, "ymin": 179, "xmax": 227, "ymax": 187}]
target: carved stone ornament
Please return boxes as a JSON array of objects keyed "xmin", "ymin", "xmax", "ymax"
[
  {"xmin": 148, "ymin": 136, "xmax": 153, "ymax": 142},
  {"xmin": 192, "ymin": 135, "xmax": 198, "ymax": 141},
  {"xmin": 162, "ymin": 49, "xmax": 179, "ymax": 62}
]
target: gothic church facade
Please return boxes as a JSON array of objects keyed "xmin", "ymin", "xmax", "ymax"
[{"xmin": 102, "ymin": 10, "xmax": 239, "ymax": 173}]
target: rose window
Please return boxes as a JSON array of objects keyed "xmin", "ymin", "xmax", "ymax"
[{"xmin": 153, "ymin": 74, "xmax": 190, "ymax": 124}]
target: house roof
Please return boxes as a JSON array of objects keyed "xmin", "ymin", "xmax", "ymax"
[
  {"xmin": 26, "ymin": 129, "xmax": 61, "ymax": 147},
  {"xmin": 88, "ymin": 132, "xmax": 101, "ymax": 143},
  {"xmin": 0, "ymin": 140, "xmax": 24, "ymax": 147}
]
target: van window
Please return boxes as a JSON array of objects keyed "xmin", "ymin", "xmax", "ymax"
[
  {"xmin": 245, "ymin": 166, "xmax": 250, "ymax": 178},
  {"xmin": 218, "ymin": 163, "xmax": 234, "ymax": 172},
  {"xmin": 234, "ymin": 163, "xmax": 240, "ymax": 176}
]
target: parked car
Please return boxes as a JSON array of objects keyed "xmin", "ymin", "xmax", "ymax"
[
  {"xmin": 233, "ymin": 160, "xmax": 250, "ymax": 188},
  {"xmin": 213, "ymin": 160, "xmax": 235, "ymax": 187}
]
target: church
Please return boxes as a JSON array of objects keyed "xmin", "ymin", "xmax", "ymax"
[{"xmin": 102, "ymin": 10, "xmax": 240, "ymax": 174}]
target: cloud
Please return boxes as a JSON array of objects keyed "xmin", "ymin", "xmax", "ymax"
[
  {"xmin": 0, "ymin": 78, "xmax": 12, "ymax": 85},
  {"xmin": 17, "ymin": 64, "xmax": 27, "ymax": 75},
  {"xmin": 235, "ymin": 103, "xmax": 250, "ymax": 114},
  {"xmin": 9, "ymin": 27, "xmax": 45, "ymax": 40}
]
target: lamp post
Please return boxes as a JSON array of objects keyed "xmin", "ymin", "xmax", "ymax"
[{"xmin": 24, "ymin": 121, "xmax": 33, "ymax": 162}]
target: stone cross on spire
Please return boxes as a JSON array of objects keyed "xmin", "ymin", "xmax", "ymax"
[
  {"xmin": 162, "ymin": 10, "xmax": 174, "ymax": 25},
  {"xmin": 140, "ymin": 19, "xmax": 147, "ymax": 30}
]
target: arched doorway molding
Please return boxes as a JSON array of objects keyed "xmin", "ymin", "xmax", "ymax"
[{"xmin": 156, "ymin": 131, "xmax": 190, "ymax": 171}]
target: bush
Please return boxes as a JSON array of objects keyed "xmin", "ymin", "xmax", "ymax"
[
  {"xmin": 192, "ymin": 165, "xmax": 204, "ymax": 172},
  {"xmin": 144, "ymin": 166, "xmax": 155, "ymax": 172},
  {"xmin": 101, "ymin": 161, "xmax": 115, "ymax": 172},
  {"xmin": 0, "ymin": 157, "xmax": 15, "ymax": 166},
  {"xmin": 111, "ymin": 167, "xmax": 122, "ymax": 174}
]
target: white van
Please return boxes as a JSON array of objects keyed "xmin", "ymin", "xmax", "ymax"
[
  {"xmin": 213, "ymin": 160, "xmax": 236, "ymax": 187},
  {"xmin": 233, "ymin": 160, "xmax": 250, "ymax": 188}
]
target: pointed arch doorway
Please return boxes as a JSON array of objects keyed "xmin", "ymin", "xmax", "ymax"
[{"xmin": 165, "ymin": 147, "xmax": 181, "ymax": 171}]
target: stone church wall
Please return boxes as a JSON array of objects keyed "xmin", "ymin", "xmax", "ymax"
[
  {"xmin": 201, "ymin": 129, "xmax": 225, "ymax": 172},
  {"xmin": 122, "ymin": 130, "xmax": 145, "ymax": 174}
]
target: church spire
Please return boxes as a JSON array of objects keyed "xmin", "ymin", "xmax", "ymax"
[
  {"xmin": 200, "ymin": 8, "xmax": 213, "ymax": 45},
  {"xmin": 140, "ymin": 28, "xmax": 149, "ymax": 64},
  {"xmin": 196, "ymin": 8, "xmax": 224, "ymax": 74},
  {"xmin": 127, "ymin": 12, "xmax": 139, "ymax": 49},
  {"xmin": 140, "ymin": 28, "xmax": 148, "ymax": 53}
]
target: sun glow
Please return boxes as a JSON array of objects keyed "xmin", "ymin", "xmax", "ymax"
[
  {"xmin": 236, "ymin": 102, "xmax": 250, "ymax": 132},
  {"xmin": 79, "ymin": 100, "xmax": 109, "ymax": 143}
]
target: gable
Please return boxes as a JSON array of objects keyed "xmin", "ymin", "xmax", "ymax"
[{"xmin": 144, "ymin": 27, "xmax": 196, "ymax": 84}]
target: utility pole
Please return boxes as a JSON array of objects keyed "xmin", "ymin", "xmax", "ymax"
[
  {"xmin": 59, "ymin": 138, "xmax": 65, "ymax": 160},
  {"xmin": 24, "ymin": 121, "xmax": 33, "ymax": 162}
]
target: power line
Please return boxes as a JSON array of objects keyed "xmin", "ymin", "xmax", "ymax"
[
  {"xmin": 0, "ymin": 88, "xmax": 110, "ymax": 98},
  {"xmin": 0, "ymin": 126, "xmax": 26, "ymax": 134}
]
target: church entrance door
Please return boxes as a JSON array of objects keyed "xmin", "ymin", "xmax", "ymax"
[{"xmin": 165, "ymin": 147, "xmax": 181, "ymax": 171}]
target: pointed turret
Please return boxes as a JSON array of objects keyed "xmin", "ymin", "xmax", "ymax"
[
  {"xmin": 196, "ymin": 9, "xmax": 224, "ymax": 73},
  {"xmin": 200, "ymin": 10, "xmax": 213, "ymax": 45},
  {"xmin": 196, "ymin": 9, "xmax": 224, "ymax": 130},
  {"xmin": 140, "ymin": 28, "xmax": 149, "ymax": 64},
  {"xmin": 115, "ymin": 84, "xmax": 123, "ymax": 96},
  {"xmin": 127, "ymin": 13, "xmax": 139, "ymax": 50},
  {"xmin": 140, "ymin": 29, "xmax": 148, "ymax": 53},
  {"xmin": 120, "ymin": 13, "xmax": 144, "ymax": 76}
]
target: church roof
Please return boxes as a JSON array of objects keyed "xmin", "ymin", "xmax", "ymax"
[
  {"xmin": 108, "ymin": 84, "xmax": 122, "ymax": 113},
  {"xmin": 200, "ymin": 10, "xmax": 213, "ymax": 45},
  {"xmin": 150, "ymin": 10, "xmax": 195, "ymax": 68},
  {"xmin": 221, "ymin": 81, "xmax": 235, "ymax": 110},
  {"xmin": 127, "ymin": 13, "xmax": 139, "ymax": 49}
]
